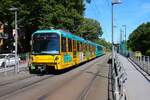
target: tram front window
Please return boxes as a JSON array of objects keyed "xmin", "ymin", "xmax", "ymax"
[{"xmin": 32, "ymin": 33, "xmax": 60, "ymax": 54}]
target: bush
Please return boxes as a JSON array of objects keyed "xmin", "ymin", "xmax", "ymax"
[{"xmin": 146, "ymin": 49, "xmax": 150, "ymax": 56}]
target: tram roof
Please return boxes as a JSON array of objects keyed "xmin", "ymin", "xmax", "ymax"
[
  {"xmin": 33, "ymin": 29, "xmax": 86, "ymax": 42},
  {"xmin": 33, "ymin": 29, "xmax": 103, "ymax": 47}
]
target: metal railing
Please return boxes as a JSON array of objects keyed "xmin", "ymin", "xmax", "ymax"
[
  {"xmin": 129, "ymin": 52, "xmax": 150, "ymax": 75},
  {"xmin": 111, "ymin": 53, "xmax": 127, "ymax": 100}
]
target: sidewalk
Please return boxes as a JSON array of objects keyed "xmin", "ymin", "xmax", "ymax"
[{"xmin": 118, "ymin": 54, "xmax": 150, "ymax": 100}]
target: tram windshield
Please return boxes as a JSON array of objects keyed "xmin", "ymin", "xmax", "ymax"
[{"xmin": 32, "ymin": 33, "xmax": 60, "ymax": 54}]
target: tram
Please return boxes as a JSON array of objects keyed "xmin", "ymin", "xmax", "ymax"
[{"xmin": 29, "ymin": 29, "xmax": 105, "ymax": 73}]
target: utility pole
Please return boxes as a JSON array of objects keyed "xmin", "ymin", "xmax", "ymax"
[
  {"xmin": 120, "ymin": 28, "xmax": 123, "ymax": 54},
  {"xmin": 112, "ymin": 2, "xmax": 114, "ymax": 68},
  {"xmin": 9, "ymin": 7, "xmax": 19, "ymax": 73},
  {"xmin": 122, "ymin": 25, "xmax": 127, "ymax": 56},
  {"xmin": 111, "ymin": 0, "xmax": 121, "ymax": 68}
]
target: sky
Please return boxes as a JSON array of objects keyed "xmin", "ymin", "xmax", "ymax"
[{"xmin": 84, "ymin": 0, "xmax": 150, "ymax": 43}]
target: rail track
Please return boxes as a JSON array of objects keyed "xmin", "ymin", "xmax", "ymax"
[
  {"xmin": 37, "ymin": 54, "xmax": 110, "ymax": 100},
  {"xmin": 76, "ymin": 55, "xmax": 110, "ymax": 100},
  {"xmin": 37, "ymin": 56, "xmax": 106, "ymax": 100},
  {"xmin": 0, "ymin": 74, "xmax": 35, "ymax": 87},
  {"xmin": 0, "ymin": 75, "xmax": 53, "ymax": 99}
]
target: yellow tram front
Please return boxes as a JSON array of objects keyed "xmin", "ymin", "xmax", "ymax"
[{"xmin": 29, "ymin": 30, "xmax": 61, "ymax": 73}]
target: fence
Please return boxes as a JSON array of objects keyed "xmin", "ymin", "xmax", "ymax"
[
  {"xmin": 129, "ymin": 52, "xmax": 150, "ymax": 75},
  {"xmin": 111, "ymin": 53, "xmax": 127, "ymax": 100},
  {"xmin": 0, "ymin": 53, "xmax": 29, "ymax": 75}
]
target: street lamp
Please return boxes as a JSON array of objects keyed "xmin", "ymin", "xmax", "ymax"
[
  {"xmin": 111, "ymin": 0, "xmax": 121, "ymax": 68},
  {"xmin": 9, "ymin": 7, "xmax": 19, "ymax": 73}
]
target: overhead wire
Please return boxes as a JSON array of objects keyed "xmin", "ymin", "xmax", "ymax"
[
  {"xmin": 92, "ymin": 0, "xmax": 111, "ymax": 40},
  {"xmin": 90, "ymin": 0, "xmax": 99, "ymax": 21},
  {"xmin": 106, "ymin": 0, "xmax": 111, "ymax": 9},
  {"xmin": 85, "ymin": 0, "xmax": 112, "ymax": 41},
  {"xmin": 102, "ymin": 0, "xmax": 112, "ymax": 41}
]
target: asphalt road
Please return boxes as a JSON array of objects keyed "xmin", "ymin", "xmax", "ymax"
[{"xmin": 0, "ymin": 54, "xmax": 111, "ymax": 100}]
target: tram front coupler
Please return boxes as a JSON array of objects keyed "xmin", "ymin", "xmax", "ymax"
[{"xmin": 38, "ymin": 65, "xmax": 46, "ymax": 73}]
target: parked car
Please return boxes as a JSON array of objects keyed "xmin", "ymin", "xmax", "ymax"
[{"xmin": 0, "ymin": 54, "xmax": 20, "ymax": 68}]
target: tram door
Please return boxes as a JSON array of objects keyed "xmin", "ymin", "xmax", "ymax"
[{"xmin": 73, "ymin": 40, "xmax": 77, "ymax": 58}]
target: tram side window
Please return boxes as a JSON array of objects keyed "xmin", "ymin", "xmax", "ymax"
[
  {"xmin": 79, "ymin": 42, "xmax": 82, "ymax": 51},
  {"xmin": 73, "ymin": 40, "xmax": 76, "ymax": 50},
  {"xmin": 80, "ymin": 42, "xmax": 83, "ymax": 51},
  {"xmin": 88, "ymin": 45, "xmax": 90, "ymax": 51},
  {"xmin": 61, "ymin": 37, "xmax": 66, "ymax": 52},
  {"xmin": 91, "ymin": 46, "xmax": 93, "ymax": 53},
  {"xmin": 77, "ymin": 42, "xmax": 80, "ymax": 52},
  {"xmin": 90, "ymin": 45, "xmax": 92, "ymax": 52},
  {"xmin": 68, "ymin": 39, "xmax": 72, "ymax": 52},
  {"xmin": 98, "ymin": 46, "xmax": 102, "ymax": 51},
  {"xmin": 86, "ymin": 44, "xmax": 88, "ymax": 51},
  {"xmin": 89, "ymin": 45, "xmax": 91, "ymax": 51},
  {"xmin": 83, "ymin": 43, "xmax": 85, "ymax": 51}
]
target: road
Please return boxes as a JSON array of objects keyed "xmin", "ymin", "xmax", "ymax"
[{"xmin": 0, "ymin": 54, "xmax": 111, "ymax": 100}]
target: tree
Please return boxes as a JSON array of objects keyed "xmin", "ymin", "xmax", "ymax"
[
  {"xmin": 77, "ymin": 18, "xmax": 103, "ymax": 41},
  {"xmin": 0, "ymin": 0, "xmax": 106, "ymax": 53},
  {"xmin": 0, "ymin": 0, "xmax": 21, "ymax": 52},
  {"xmin": 128, "ymin": 22, "xmax": 150, "ymax": 55},
  {"xmin": 0, "ymin": 0, "xmax": 85, "ymax": 52}
]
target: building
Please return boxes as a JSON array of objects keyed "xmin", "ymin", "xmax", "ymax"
[{"xmin": 0, "ymin": 22, "xmax": 8, "ymax": 53}]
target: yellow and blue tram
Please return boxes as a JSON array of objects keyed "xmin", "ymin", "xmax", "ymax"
[{"xmin": 29, "ymin": 29, "xmax": 105, "ymax": 73}]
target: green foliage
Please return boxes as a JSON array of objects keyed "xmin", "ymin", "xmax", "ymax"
[
  {"xmin": 146, "ymin": 49, "xmax": 150, "ymax": 56},
  {"xmin": 128, "ymin": 22, "xmax": 150, "ymax": 55},
  {"xmin": 77, "ymin": 18, "xmax": 103, "ymax": 41},
  {"xmin": 0, "ymin": 0, "xmax": 105, "ymax": 53},
  {"xmin": 0, "ymin": 0, "xmax": 85, "ymax": 52}
]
